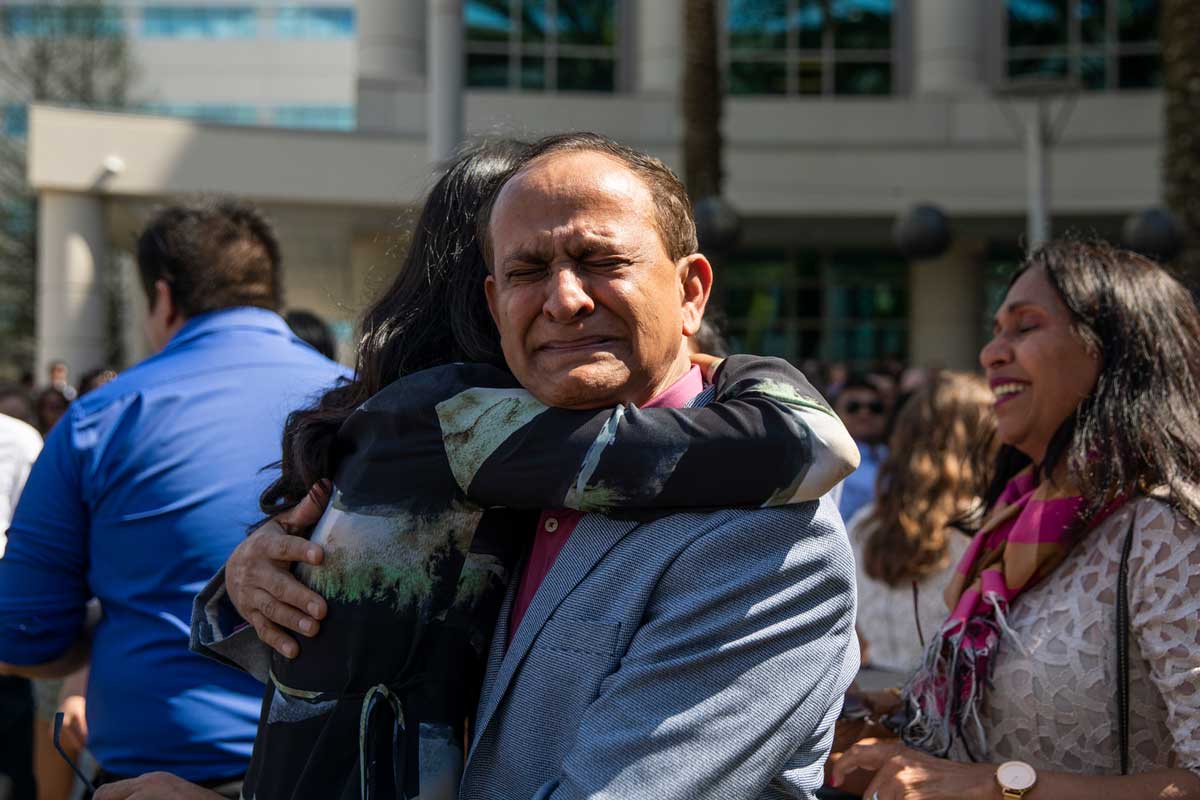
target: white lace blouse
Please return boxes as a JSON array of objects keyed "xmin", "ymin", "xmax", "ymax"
[{"xmin": 960, "ymin": 496, "xmax": 1200, "ymax": 777}]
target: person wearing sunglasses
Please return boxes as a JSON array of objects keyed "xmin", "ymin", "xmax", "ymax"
[{"xmin": 833, "ymin": 377, "xmax": 890, "ymax": 524}]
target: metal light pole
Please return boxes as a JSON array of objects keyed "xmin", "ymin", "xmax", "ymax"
[
  {"xmin": 428, "ymin": 0, "xmax": 464, "ymax": 167},
  {"xmin": 997, "ymin": 78, "xmax": 1078, "ymax": 253},
  {"xmin": 1024, "ymin": 99, "xmax": 1051, "ymax": 250}
]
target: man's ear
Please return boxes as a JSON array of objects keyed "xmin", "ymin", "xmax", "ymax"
[
  {"xmin": 484, "ymin": 273, "xmax": 501, "ymax": 327},
  {"xmin": 154, "ymin": 279, "xmax": 181, "ymax": 326},
  {"xmin": 678, "ymin": 253, "xmax": 713, "ymax": 337}
]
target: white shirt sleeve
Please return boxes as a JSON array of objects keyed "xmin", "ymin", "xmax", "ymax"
[{"xmin": 0, "ymin": 415, "xmax": 44, "ymax": 558}]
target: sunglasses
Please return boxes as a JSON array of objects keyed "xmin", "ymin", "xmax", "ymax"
[
  {"xmin": 844, "ymin": 400, "xmax": 885, "ymax": 415},
  {"xmin": 54, "ymin": 712, "xmax": 96, "ymax": 794}
]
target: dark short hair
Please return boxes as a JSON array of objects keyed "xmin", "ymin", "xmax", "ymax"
[
  {"xmin": 284, "ymin": 309, "xmax": 337, "ymax": 361},
  {"xmin": 0, "ymin": 382, "xmax": 36, "ymax": 427},
  {"xmin": 136, "ymin": 198, "xmax": 283, "ymax": 317},
  {"xmin": 478, "ymin": 131, "xmax": 698, "ymax": 269}
]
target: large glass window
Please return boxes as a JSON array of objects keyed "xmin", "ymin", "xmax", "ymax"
[
  {"xmin": 1005, "ymin": 0, "xmax": 1162, "ymax": 90},
  {"xmin": 141, "ymin": 6, "xmax": 258, "ymax": 39},
  {"xmin": 465, "ymin": 0, "xmax": 619, "ymax": 92},
  {"xmin": 726, "ymin": 0, "xmax": 894, "ymax": 96},
  {"xmin": 272, "ymin": 105, "xmax": 354, "ymax": 130},
  {"xmin": 274, "ymin": 6, "xmax": 354, "ymax": 39},
  {"xmin": 720, "ymin": 248, "xmax": 907, "ymax": 365},
  {"xmin": 3, "ymin": 4, "xmax": 124, "ymax": 37}
]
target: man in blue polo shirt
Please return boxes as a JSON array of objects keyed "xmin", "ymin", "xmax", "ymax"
[{"xmin": 0, "ymin": 200, "xmax": 346, "ymax": 796}]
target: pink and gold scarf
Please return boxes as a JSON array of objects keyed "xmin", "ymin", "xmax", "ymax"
[{"xmin": 903, "ymin": 466, "xmax": 1121, "ymax": 757}]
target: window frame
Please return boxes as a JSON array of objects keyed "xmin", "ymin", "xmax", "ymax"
[
  {"xmin": 997, "ymin": 0, "xmax": 1163, "ymax": 92},
  {"xmin": 720, "ymin": 0, "xmax": 908, "ymax": 97},
  {"xmin": 717, "ymin": 246, "xmax": 910, "ymax": 366},
  {"xmin": 464, "ymin": 0, "xmax": 627, "ymax": 93}
]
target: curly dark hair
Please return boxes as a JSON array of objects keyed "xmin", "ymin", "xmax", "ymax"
[
  {"xmin": 981, "ymin": 238, "xmax": 1200, "ymax": 529},
  {"xmin": 260, "ymin": 139, "xmax": 528, "ymax": 514}
]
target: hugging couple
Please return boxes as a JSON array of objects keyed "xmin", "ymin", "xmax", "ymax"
[{"xmin": 116, "ymin": 132, "xmax": 862, "ymax": 800}]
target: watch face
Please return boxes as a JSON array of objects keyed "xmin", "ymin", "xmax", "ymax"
[{"xmin": 997, "ymin": 761, "xmax": 1037, "ymax": 791}]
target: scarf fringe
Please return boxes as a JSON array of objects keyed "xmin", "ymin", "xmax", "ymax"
[{"xmin": 902, "ymin": 606, "xmax": 1006, "ymax": 759}]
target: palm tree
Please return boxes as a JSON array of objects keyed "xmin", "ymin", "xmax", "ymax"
[
  {"xmin": 1162, "ymin": 0, "xmax": 1200, "ymax": 284},
  {"xmin": 682, "ymin": 0, "xmax": 721, "ymax": 199}
]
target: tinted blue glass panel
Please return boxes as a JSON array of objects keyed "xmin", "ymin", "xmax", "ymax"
[
  {"xmin": 1, "ymin": 198, "xmax": 35, "ymax": 238},
  {"xmin": 142, "ymin": 103, "xmax": 259, "ymax": 125},
  {"xmin": 1007, "ymin": 0, "xmax": 1068, "ymax": 47},
  {"xmin": 272, "ymin": 105, "xmax": 354, "ymax": 130},
  {"xmin": 465, "ymin": 0, "xmax": 510, "ymax": 41},
  {"xmin": 728, "ymin": 0, "xmax": 788, "ymax": 50},
  {"xmin": 521, "ymin": 0, "xmax": 547, "ymax": 42},
  {"xmin": 275, "ymin": 7, "xmax": 354, "ymax": 39},
  {"xmin": 831, "ymin": 0, "xmax": 892, "ymax": 49},
  {"xmin": 556, "ymin": 0, "xmax": 616, "ymax": 46},
  {"xmin": 467, "ymin": 53, "xmax": 510, "ymax": 87},
  {"xmin": 5, "ymin": 5, "xmax": 124, "ymax": 36},
  {"xmin": 1118, "ymin": 0, "xmax": 1159, "ymax": 42},
  {"xmin": 2, "ymin": 104, "xmax": 29, "ymax": 138},
  {"xmin": 1080, "ymin": 0, "xmax": 1105, "ymax": 43},
  {"xmin": 142, "ymin": 7, "xmax": 257, "ymax": 39}
]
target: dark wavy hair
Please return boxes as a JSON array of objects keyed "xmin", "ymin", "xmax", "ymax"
[
  {"xmin": 260, "ymin": 139, "xmax": 529, "ymax": 514},
  {"xmin": 980, "ymin": 239, "xmax": 1200, "ymax": 530}
]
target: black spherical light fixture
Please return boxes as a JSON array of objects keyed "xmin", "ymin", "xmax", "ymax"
[
  {"xmin": 893, "ymin": 203, "xmax": 952, "ymax": 260},
  {"xmin": 693, "ymin": 195, "xmax": 742, "ymax": 254},
  {"xmin": 1122, "ymin": 208, "xmax": 1183, "ymax": 263}
]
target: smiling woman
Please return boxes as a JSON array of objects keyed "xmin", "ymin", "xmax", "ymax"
[{"xmin": 833, "ymin": 238, "xmax": 1200, "ymax": 800}]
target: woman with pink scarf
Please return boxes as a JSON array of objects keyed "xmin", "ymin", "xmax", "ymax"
[{"xmin": 832, "ymin": 239, "xmax": 1200, "ymax": 799}]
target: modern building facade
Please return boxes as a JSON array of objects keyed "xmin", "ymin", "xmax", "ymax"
[
  {"xmin": 1, "ymin": 0, "xmax": 357, "ymax": 133},
  {"xmin": 18, "ymin": 0, "xmax": 1167, "ymax": 376}
]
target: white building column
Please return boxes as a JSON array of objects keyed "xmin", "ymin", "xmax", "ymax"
[
  {"xmin": 635, "ymin": 0, "xmax": 683, "ymax": 94},
  {"xmin": 37, "ymin": 191, "xmax": 109, "ymax": 380},
  {"xmin": 356, "ymin": 0, "xmax": 426, "ymax": 132},
  {"xmin": 912, "ymin": 0, "xmax": 987, "ymax": 95},
  {"xmin": 908, "ymin": 238, "xmax": 985, "ymax": 370},
  {"xmin": 428, "ymin": 0, "xmax": 464, "ymax": 166}
]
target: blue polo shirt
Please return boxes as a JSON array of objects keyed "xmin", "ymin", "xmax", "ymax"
[{"xmin": 0, "ymin": 307, "xmax": 348, "ymax": 780}]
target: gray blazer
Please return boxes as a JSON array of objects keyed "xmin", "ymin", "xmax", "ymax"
[{"xmin": 460, "ymin": 496, "xmax": 856, "ymax": 800}]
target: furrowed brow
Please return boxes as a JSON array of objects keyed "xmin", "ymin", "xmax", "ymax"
[{"xmin": 501, "ymin": 245, "xmax": 552, "ymax": 270}]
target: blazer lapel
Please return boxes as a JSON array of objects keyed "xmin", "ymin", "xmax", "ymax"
[
  {"xmin": 469, "ymin": 514, "xmax": 641, "ymax": 752},
  {"xmin": 473, "ymin": 566, "xmax": 518, "ymax": 750}
]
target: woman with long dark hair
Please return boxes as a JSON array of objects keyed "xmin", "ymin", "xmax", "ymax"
[{"xmin": 833, "ymin": 239, "xmax": 1200, "ymax": 799}]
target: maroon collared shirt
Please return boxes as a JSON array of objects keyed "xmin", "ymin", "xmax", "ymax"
[{"xmin": 507, "ymin": 366, "xmax": 705, "ymax": 641}]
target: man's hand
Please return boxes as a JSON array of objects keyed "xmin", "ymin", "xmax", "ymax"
[
  {"xmin": 226, "ymin": 484, "xmax": 330, "ymax": 659},
  {"xmin": 93, "ymin": 772, "xmax": 225, "ymax": 800}
]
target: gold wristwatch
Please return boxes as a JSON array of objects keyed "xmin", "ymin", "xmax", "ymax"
[{"xmin": 995, "ymin": 760, "xmax": 1037, "ymax": 799}]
